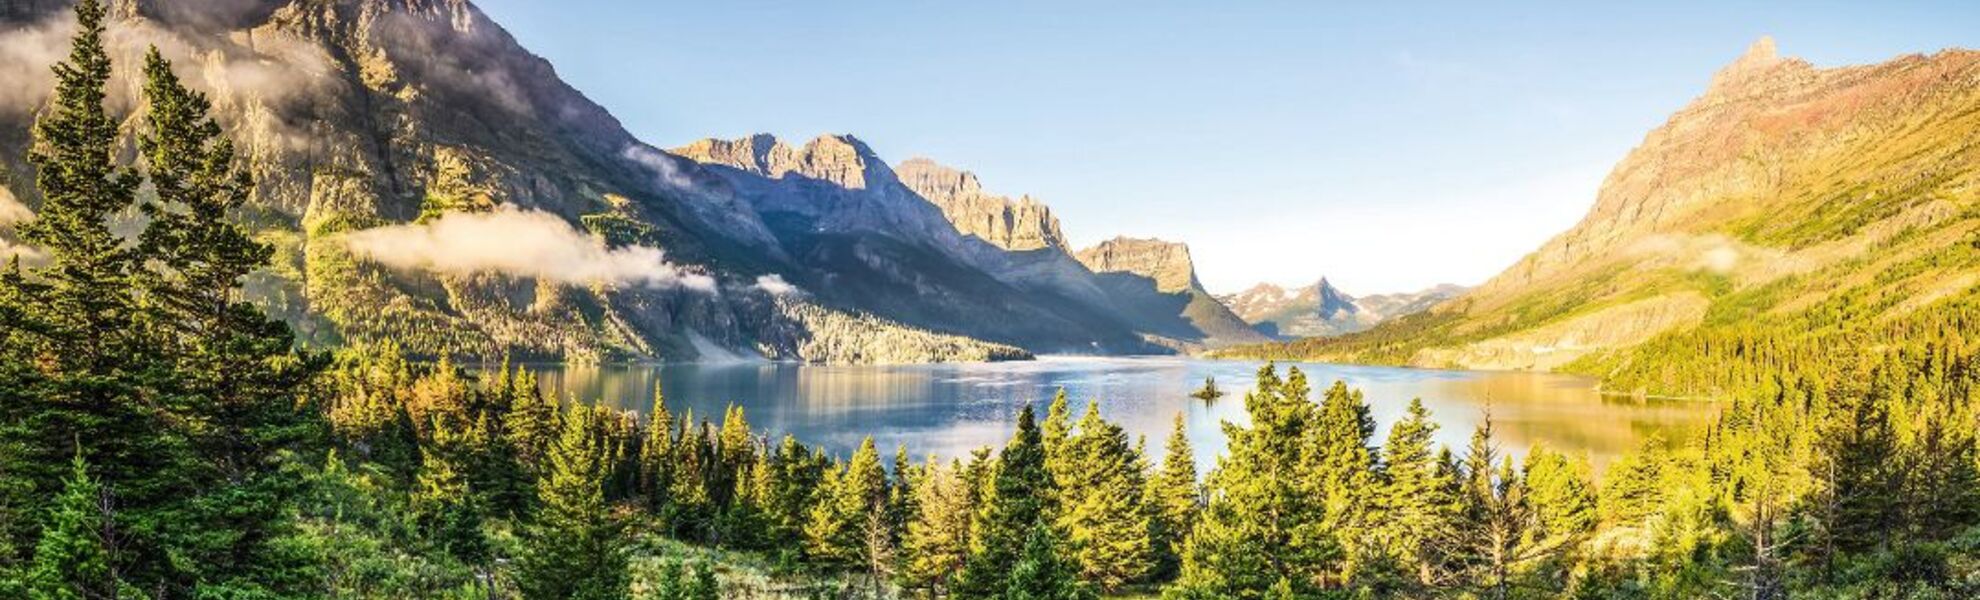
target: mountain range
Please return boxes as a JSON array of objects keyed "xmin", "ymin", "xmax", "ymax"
[
  {"xmin": 1218, "ymin": 279, "xmax": 1467, "ymax": 339},
  {"xmin": 0, "ymin": 0, "xmax": 1264, "ymax": 363},
  {"xmin": 1222, "ymin": 37, "xmax": 1980, "ymax": 397}
]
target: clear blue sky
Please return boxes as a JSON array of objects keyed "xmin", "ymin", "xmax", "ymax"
[{"xmin": 476, "ymin": 0, "xmax": 1975, "ymax": 295}]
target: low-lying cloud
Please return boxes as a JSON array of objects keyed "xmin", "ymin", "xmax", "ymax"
[
  {"xmin": 753, "ymin": 274, "xmax": 800, "ymax": 296},
  {"xmin": 623, "ymin": 145, "xmax": 695, "ymax": 190},
  {"xmin": 341, "ymin": 206, "xmax": 716, "ymax": 292}
]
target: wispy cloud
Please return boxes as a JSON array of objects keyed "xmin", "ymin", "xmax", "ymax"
[
  {"xmin": 340, "ymin": 205, "xmax": 715, "ymax": 291},
  {"xmin": 753, "ymin": 273, "xmax": 800, "ymax": 296}
]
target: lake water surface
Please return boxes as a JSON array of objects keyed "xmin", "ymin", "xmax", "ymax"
[{"xmin": 528, "ymin": 357, "xmax": 1718, "ymax": 475}]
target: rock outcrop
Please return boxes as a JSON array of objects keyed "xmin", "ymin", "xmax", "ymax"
[{"xmin": 1075, "ymin": 237, "xmax": 1202, "ymax": 294}]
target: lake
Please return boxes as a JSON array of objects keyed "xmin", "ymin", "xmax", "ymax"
[{"xmin": 525, "ymin": 356, "xmax": 1719, "ymax": 475}]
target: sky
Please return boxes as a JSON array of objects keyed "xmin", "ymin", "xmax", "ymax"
[{"xmin": 475, "ymin": 0, "xmax": 1976, "ymax": 295}]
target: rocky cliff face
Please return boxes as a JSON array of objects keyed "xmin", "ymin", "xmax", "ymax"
[
  {"xmin": 1072, "ymin": 237, "xmax": 1267, "ymax": 348},
  {"xmin": 893, "ymin": 157, "xmax": 1068, "ymax": 253},
  {"xmin": 1219, "ymin": 279, "xmax": 1465, "ymax": 339},
  {"xmin": 1222, "ymin": 38, "xmax": 1980, "ymax": 379},
  {"xmin": 1075, "ymin": 237, "xmax": 1201, "ymax": 293}
]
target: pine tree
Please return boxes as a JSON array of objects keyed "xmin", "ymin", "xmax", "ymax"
[
  {"xmin": 902, "ymin": 456, "xmax": 973, "ymax": 595},
  {"xmin": 1149, "ymin": 412, "xmax": 1201, "ymax": 580},
  {"xmin": 1312, "ymin": 380, "xmax": 1377, "ymax": 585},
  {"xmin": 668, "ymin": 414, "xmax": 715, "ymax": 540},
  {"xmin": 1453, "ymin": 419, "xmax": 1554, "ymax": 600},
  {"xmin": 411, "ymin": 419, "xmax": 488, "ymax": 565},
  {"xmin": 1005, "ymin": 524, "xmax": 1094, "ymax": 600},
  {"xmin": 1373, "ymin": 398, "xmax": 1459, "ymax": 589},
  {"xmin": 1169, "ymin": 364, "xmax": 1339, "ymax": 598},
  {"xmin": 25, "ymin": 453, "xmax": 126, "ymax": 600},
  {"xmin": 1600, "ymin": 436, "xmax": 1669, "ymax": 528},
  {"xmin": 0, "ymin": 0, "xmax": 171, "ymax": 580},
  {"xmin": 518, "ymin": 404, "xmax": 626, "ymax": 600},
  {"xmin": 1057, "ymin": 401, "xmax": 1152, "ymax": 591},
  {"xmin": 955, "ymin": 404, "xmax": 1057, "ymax": 598},
  {"xmin": 1519, "ymin": 445, "xmax": 1594, "ymax": 582},
  {"xmin": 1042, "ymin": 388, "xmax": 1075, "ymax": 513},
  {"xmin": 804, "ymin": 437, "xmax": 886, "ymax": 568},
  {"xmin": 1818, "ymin": 388, "xmax": 1903, "ymax": 554},
  {"xmin": 714, "ymin": 404, "xmax": 756, "ymax": 506},
  {"xmin": 759, "ymin": 435, "xmax": 824, "ymax": 550}
]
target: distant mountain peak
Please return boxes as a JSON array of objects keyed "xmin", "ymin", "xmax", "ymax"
[
  {"xmin": 1314, "ymin": 277, "xmax": 1358, "ymax": 319},
  {"xmin": 1706, "ymin": 35, "xmax": 1801, "ymax": 94},
  {"xmin": 1218, "ymin": 278, "xmax": 1468, "ymax": 340}
]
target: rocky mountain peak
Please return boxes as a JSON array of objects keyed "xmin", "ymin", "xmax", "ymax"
[
  {"xmin": 895, "ymin": 157, "xmax": 1069, "ymax": 252},
  {"xmin": 673, "ymin": 133, "xmax": 892, "ymax": 190},
  {"xmin": 1706, "ymin": 35, "xmax": 1796, "ymax": 93},
  {"xmin": 1075, "ymin": 237, "xmax": 1200, "ymax": 294},
  {"xmin": 1314, "ymin": 277, "xmax": 1358, "ymax": 319}
]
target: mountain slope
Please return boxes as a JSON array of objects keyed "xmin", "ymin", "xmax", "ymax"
[
  {"xmin": 1220, "ymin": 38, "xmax": 1980, "ymax": 396},
  {"xmin": 0, "ymin": 0, "xmax": 1031, "ymax": 363},
  {"xmin": 1219, "ymin": 279, "xmax": 1465, "ymax": 339}
]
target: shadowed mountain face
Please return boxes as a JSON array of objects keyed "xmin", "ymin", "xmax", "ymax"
[
  {"xmin": 1219, "ymin": 279, "xmax": 1466, "ymax": 339},
  {"xmin": 1223, "ymin": 38, "xmax": 1980, "ymax": 391},
  {"xmin": 674, "ymin": 136, "xmax": 1269, "ymax": 353}
]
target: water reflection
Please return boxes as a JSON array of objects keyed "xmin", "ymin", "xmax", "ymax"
[{"xmin": 523, "ymin": 357, "xmax": 1718, "ymax": 476}]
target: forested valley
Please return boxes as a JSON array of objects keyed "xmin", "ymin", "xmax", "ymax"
[{"xmin": 1, "ymin": 2, "xmax": 1976, "ymax": 599}]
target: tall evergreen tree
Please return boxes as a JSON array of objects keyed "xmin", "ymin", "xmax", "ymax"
[
  {"xmin": 902, "ymin": 456, "xmax": 973, "ymax": 595},
  {"xmin": 1374, "ymin": 398, "xmax": 1459, "ymax": 589},
  {"xmin": 955, "ymin": 404, "xmax": 1057, "ymax": 598},
  {"xmin": 1057, "ymin": 401, "xmax": 1152, "ymax": 591},
  {"xmin": 128, "ymin": 45, "xmax": 325, "ymax": 595},
  {"xmin": 638, "ymin": 386, "xmax": 675, "ymax": 511},
  {"xmin": 1312, "ymin": 380, "xmax": 1377, "ymax": 585},
  {"xmin": 411, "ymin": 418, "xmax": 488, "ymax": 565},
  {"xmin": 804, "ymin": 437, "xmax": 886, "ymax": 568},
  {"xmin": 1169, "ymin": 365, "xmax": 1339, "ymax": 598},
  {"xmin": 1519, "ymin": 445, "xmax": 1595, "ymax": 584},
  {"xmin": 0, "ymin": 0, "xmax": 166, "ymax": 576},
  {"xmin": 1149, "ymin": 412, "xmax": 1201, "ymax": 580},
  {"xmin": 518, "ymin": 404, "xmax": 626, "ymax": 600}
]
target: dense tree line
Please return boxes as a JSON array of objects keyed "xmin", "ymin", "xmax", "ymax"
[{"xmin": 1, "ymin": 3, "xmax": 1975, "ymax": 598}]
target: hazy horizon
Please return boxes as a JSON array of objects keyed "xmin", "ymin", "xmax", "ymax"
[{"xmin": 477, "ymin": 0, "xmax": 1977, "ymax": 295}]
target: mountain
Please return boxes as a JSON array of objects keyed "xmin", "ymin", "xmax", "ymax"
[
  {"xmin": 1220, "ymin": 38, "xmax": 1980, "ymax": 397},
  {"xmin": 1074, "ymin": 237, "xmax": 1268, "ymax": 349},
  {"xmin": 1218, "ymin": 279, "xmax": 1465, "ymax": 339},
  {"xmin": 0, "ymin": 0, "xmax": 1043, "ymax": 363},
  {"xmin": 674, "ymin": 137, "xmax": 1268, "ymax": 353}
]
